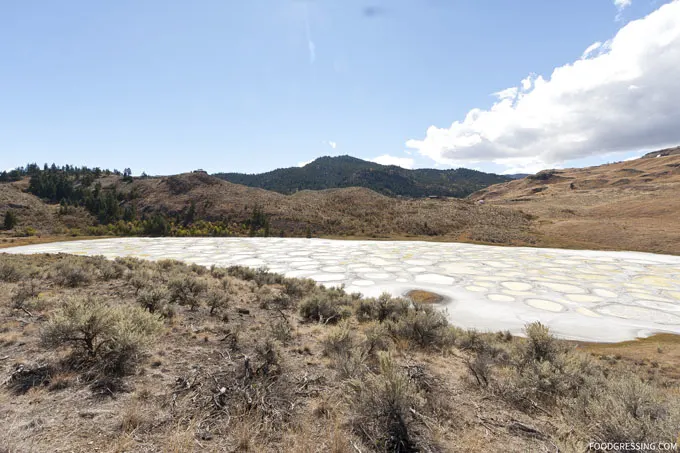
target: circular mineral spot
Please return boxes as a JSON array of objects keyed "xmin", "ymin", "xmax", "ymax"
[
  {"xmin": 439, "ymin": 263, "xmax": 483, "ymax": 275},
  {"xmin": 576, "ymin": 274, "xmax": 608, "ymax": 281},
  {"xmin": 311, "ymin": 274, "xmax": 346, "ymax": 282},
  {"xmin": 501, "ymin": 281, "xmax": 533, "ymax": 291},
  {"xmin": 321, "ymin": 266, "xmax": 346, "ymax": 273},
  {"xmin": 351, "ymin": 280, "xmax": 375, "ymax": 286},
  {"xmin": 576, "ymin": 307, "xmax": 601, "ymax": 318},
  {"xmin": 405, "ymin": 290, "xmax": 444, "ymax": 304},
  {"xmin": 593, "ymin": 288, "xmax": 618, "ymax": 298},
  {"xmin": 396, "ymin": 278, "xmax": 409, "ymax": 283},
  {"xmin": 484, "ymin": 261, "xmax": 513, "ymax": 268},
  {"xmin": 407, "ymin": 267, "xmax": 427, "ymax": 273},
  {"xmin": 526, "ymin": 299, "xmax": 564, "ymax": 312},
  {"xmin": 632, "ymin": 276, "xmax": 675, "ymax": 288},
  {"xmin": 597, "ymin": 305, "xmax": 680, "ymax": 324},
  {"xmin": 635, "ymin": 300, "xmax": 680, "ymax": 312},
  {"xmin": 354, "ymin": 267, "xmax": 381, "ymax": 273},
  {"xmin": 540, "ymin": 282, "xmax": 587, "ymax": 294},
  {"xmin": 502, "ymin": 290, "xmax": 534, "ymax": 296},
  {"xmin": 628, "ymin": 293, "xmax": 674, "ymax": 303},
  {"xmin": 404, "ymin": 259, "xmax": 434, "ymax": 266},
  {"xmin": 415, "ymin": 274, "xmax": 455, "ymax": 285},
  {"xmin": 473, "ymin": 281, "xmax": 496, "ymax": 288},
  {"xmin": 363, "ymin": 273, "xmax": 392, "ymax": 280},
  {"xmin": 594, "ymin": 264, "xmax": 619, "ymax": 271},
  {"xmin": 465, "ymin": 286, "xmax": 487, "ymax": 292},
  {"xmin": 487, "ymin": 294, "xmax": 515, "ymax": 302},
  {"xmin": 566, "ymin": 294, "xmax": 604, "ymax": 303}
]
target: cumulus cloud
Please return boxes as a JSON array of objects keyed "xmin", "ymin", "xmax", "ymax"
[
  {"xmin": 297, "ymin": 159, "xmax": 313, "ymax": 167},
  {"xmin": 370, "ymin": 154, "xmax": 415, "ymax": 169},
  {"xmin": 406, "ymin": 1, "xmax": 680, "ymax": 173},
  {"xmin": 581, "ymin": 41, "xmax": 602, "ymax": 59},
  {"xmin": 326, "ymin": 140, "xmax": 337, "ymax": 149}
]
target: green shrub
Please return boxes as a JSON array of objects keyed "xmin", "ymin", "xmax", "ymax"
[
  {"xmin": 299, "ymin": 293, "xmax": 352, "ymax": 324},
  {"xmin": 0, "ymin": 261, "xmax": 24, "ymax": 282},
  {"xmin": 348, "ymin": 353, "xmax": 422, "ymax": 452},
  {"xmin": 128, "ymin": 269, "xmax": 152, "ymax": 295},
  {"xmin": 206, "ymin": 283, "xmax": 229, "ymax": 315},
  {"xmin": 115, "ymin": 256, "xmax": 144, "ymax": 270},
  {"xmin": 282, "ymin": 277, "xmax": 317, "ymax": 298},
  {"xmin": 387, "ymin": 303, "xmax": 454, "ymax": 349},
  {"xmin": 490, "ymin": 323, "xmax": 599, "ymax": 408},
  {"xmin": 137, "ymin": 287, "xmax": 167, "ymax": 314},
  {"xmin": 322, "ymin": 322, "xmax": 355, "ymax": 357},
  {"xmin": 3, "ymin": 210, "xmax": 18, "ymax": 230},
  {"xmin": 41, "ymin": 297, "xmax": 163, "ymax": 376},
  {"xmin": 522, "ymin": 321, "xmax": 560, "ymax": 363},
  {"xmin": 572, "ymin": 376, "xmax": 680, "ymax": 447},
  {"xmin": 362, "ymin": 322, "xmax": 392, "ymax": 356},
  {"xmin": 51, "ymin": 258, "xmax": 92, "ymax": 287},
  {"xmin": 355, "ymin": 293, "xmax": 410, "ymax": 323},
  {"xmin": 257, "ymin": 285, "xmax": 291, "ymax": 310},
  {"xmin": 167, "ymin": 274, "xmax": 208, "ymax": 310},
  {"xmin": 11, "ymin": 279, "xmax": 41, "ymax": 311},
  {"xmin": 91, "ymin": 257, "xmax": 125, "ymax": 281}
]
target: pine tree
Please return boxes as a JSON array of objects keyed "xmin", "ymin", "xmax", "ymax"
[{"xmin": 3, "ymin": 210, "xmax": 18, "ymax": 230}]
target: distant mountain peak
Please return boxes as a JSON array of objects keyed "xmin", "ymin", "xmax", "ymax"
[{"xmin": 213, "ymin": 155, "xmax": 510, "ymax": 198}]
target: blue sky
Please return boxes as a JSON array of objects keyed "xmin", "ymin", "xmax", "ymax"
[{"xmin": 2, "ymin": 0, "xmax": 679, "ymax": 175}]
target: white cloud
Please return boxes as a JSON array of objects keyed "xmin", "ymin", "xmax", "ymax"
[
  {"xmin": 370, "ymin": 154, "xmax": 415, "ymax": 169},
  {"xmin": 297, "ymin": 159, "xmax": 313, "ymax": 167},
  {"xmin": 581, "ymin": 41, "xmax": 602, "ymax": 59},
  {"xmin": 406, "ymin": 1, "xmax": 680, "ymax": 173},
  {"xmin": 304, "ymin": 5, "xmax": 316, "ymax": 64},
  {"xmin": 614, "ymin": 0, "xmax": 632, "ymax": 10},
  {"xmin": 327, "ymin": 141, "xmax": 337, "ymax": 149}
]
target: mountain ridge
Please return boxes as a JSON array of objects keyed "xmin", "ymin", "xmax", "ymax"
[{"xmin": 213, "ymin": 155, "xmax": 511, "ymax": 198}]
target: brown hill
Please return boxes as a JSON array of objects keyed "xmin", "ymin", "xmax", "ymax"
[
  {"xmin": 108, "ymin": 172, "xmax": 537, "ymax": 244},
  {"xmin": 0, "ymin": 181, "xmax": 93, "ymax": 237},
  {"xmin": 469, "ymin": 151, "xmax": 680, "ymax": 254}
]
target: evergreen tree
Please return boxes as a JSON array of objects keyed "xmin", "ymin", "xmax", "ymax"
[{"xmin": 3, "ymin": 210, "xmax": 18, "ymax": 230}]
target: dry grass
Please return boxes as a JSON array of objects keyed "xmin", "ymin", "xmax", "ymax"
[
  {"xmin": 104, "ymin": 172, "xmax": 538, "ymax": 244},
  {"xmin": 470, "ymin": 152, "xmax": 680, "ymax": 254},
  {"xmin": 0, "ymin": 253, "xmax": 678, "ymax": 452}
]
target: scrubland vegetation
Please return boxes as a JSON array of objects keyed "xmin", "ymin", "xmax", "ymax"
[
  {"xmin": 1, "ymin": 165, "xmax": 537, "ymax": 246},
  {"xmin": 1, "ymin": 253, "xmax": 678, "ymax": 452}
]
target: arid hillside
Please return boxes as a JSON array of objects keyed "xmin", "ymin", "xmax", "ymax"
[
  {"xmin": 107, "ymin": 172, "xmax": 537, "ymax": 244},
  {"xmin": 470, "ymin": 147, "xmax": 680, "ymax": 255},
  {"xmin": 1, "ymin": 254, "xmax": 678, "ymax": 452},
  {"xmin": 0, "ymin": 180, "xmax": 93, "ymax": 237}
]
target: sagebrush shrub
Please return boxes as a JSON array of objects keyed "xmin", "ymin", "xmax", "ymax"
[
  {"xmin": 0, "ymin": 261, "xmax": 24, "ymax": 282},
  {"xmin": 523, "ymin": 322, "xmax": 560, "ymax": 363},
  {"xmin": 348, "ymin": 353, "xmax": 422, "ymax": 452},
  {"xmin": 387, "ymin": 303, "xmax": 454, "ymax": 349},
  {"xmin": 299, "ymin": 293, "xmax": 352, "ymax": 324},
  {"xmin": 137, "ymin": 287, "xmax": 167, "ymax": 314},
  {"xmin": 572, "ymin": 376, "xmax": 680, "ymax": 447},
  {"xmin": 206, "ymin": 283, "xmax": 229, "ymax": 315},
  {"xmin": 167, "ymin": 274, "xmax": 208, "ymax": 310},
  {"xmin": 355, "ymin": 293, "xmax": 410, "ymax": 323},
  {"xmin": 41, "ymin": 297, "xmax": 163, "ymax": 376},
  {"xmin": 51, "ymin": 259, "xmax": 92, "ymax": 287},
  {"xmin": 91, "ymin": 257, "xmax": 125, "ymax": 281}
]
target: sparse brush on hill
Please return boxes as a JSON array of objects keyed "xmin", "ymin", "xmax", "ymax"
[
  {"xmin": 1, "ymin": 253, "xmax": 679, "ymax": 452},
  {"xmin": 1, "ymin": 161, "xmax": 539, "ymax": 245}
]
